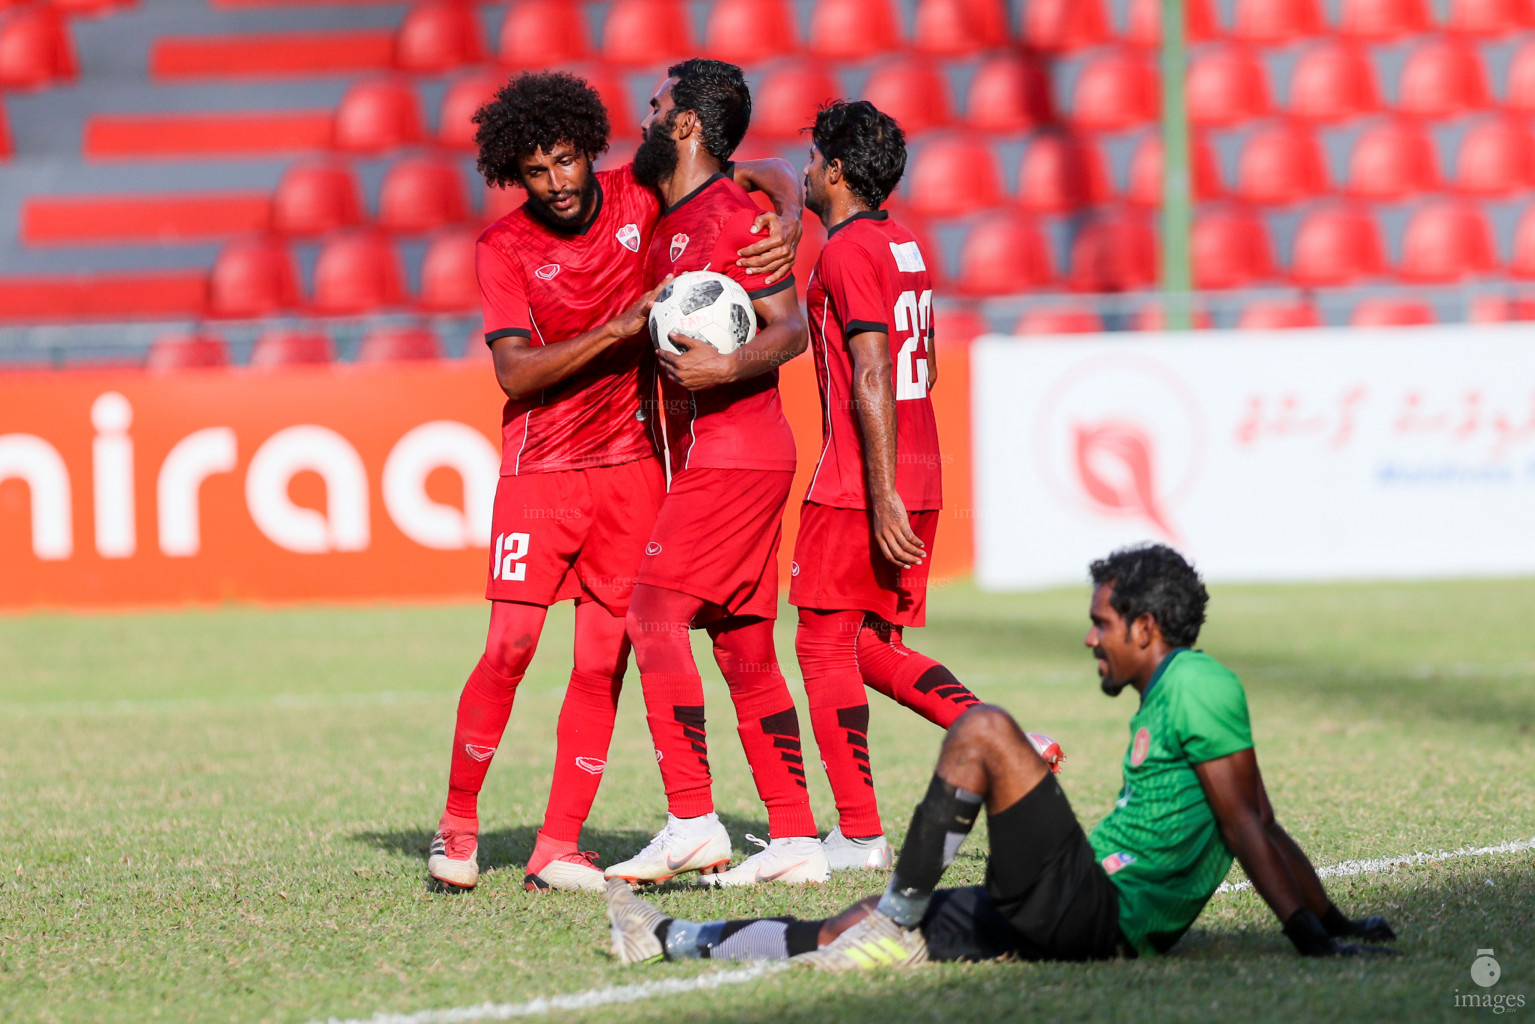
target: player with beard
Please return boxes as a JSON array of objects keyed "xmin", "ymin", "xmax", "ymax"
[
  {"xmin": 427, "ymin": 70, "xmax": 803, "ymax": 894},
  {"xmin": 791, "ymin": 100, "xmax": 1064, "ymax": 872},
  {"xmin": 606, "ymin": 544, "xmax": 1399, "ymax": 968},
  {"xmin": 602, "ymin": 59, "xmax": 825, "ymax": 888}
]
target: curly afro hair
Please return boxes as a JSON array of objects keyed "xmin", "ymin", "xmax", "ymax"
[
  {"xmin": 474, "ymin": 71, "xmax": 610, "ymax": 189},
  {"xmin": 1089, "ymin": 543, "xmax": 1209, "ymax": 648},
  {"xmin": 667, "ymin": 58, "xmax": 751, "ymax": 161},
  {"xmin": 811, "ymin": 100, "xmax": 906, "ymax": 209}
]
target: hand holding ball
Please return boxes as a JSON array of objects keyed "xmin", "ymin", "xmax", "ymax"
[{"xmin": 648, "ymin": 271, "xmax": 756, "ymax": 355}]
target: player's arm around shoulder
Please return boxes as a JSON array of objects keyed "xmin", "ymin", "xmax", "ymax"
[{"xmin": 731, "ymin": 158, "xmax": 803, "ymax": 286}]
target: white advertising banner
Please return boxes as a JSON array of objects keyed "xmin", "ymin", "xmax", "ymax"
[{"xmin": 973, "ymin": 325, "xmax": 1535, "ymax": 589}]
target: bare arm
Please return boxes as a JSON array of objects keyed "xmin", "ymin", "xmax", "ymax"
[
  {"xmin": 849, "ymin": 330, "xmax": 926, "ymax": 569},
  {"xmin": 656, "ymin": 284, "xmax": 806, "ymax": 391},
  {"xmin": 491, "ymin": 277, "xmax": 670, "ymax": 401},
  {"xmin": 732, "ymin": 158, "xmax": 803, "ymax": 285}
]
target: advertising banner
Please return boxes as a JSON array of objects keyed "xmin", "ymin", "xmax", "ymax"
[{"xmin": 973, "ymin": 326, "xmax": 1535, "ymax": 589}]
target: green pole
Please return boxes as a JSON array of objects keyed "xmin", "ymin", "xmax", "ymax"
[{"xmin": 1160, "ymin": 0, "xmax": 1192, "ymax": 329}]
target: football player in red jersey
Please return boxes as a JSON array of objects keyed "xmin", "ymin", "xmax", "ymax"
[
  {"xmin": 602, "ymin": 60, "xmax": 828, "ymax": 887},
  {"xmin": 427, "ymin": 71, "xmax": 804, "ymax": 894},
  {"xmin": 791, "ymin": 101, "xmax": 1063, "ymax": 871}
]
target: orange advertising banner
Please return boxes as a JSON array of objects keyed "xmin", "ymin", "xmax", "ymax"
[{"xmin": 0, "ymin": 350, "xmax": 972, "ymax": 611}]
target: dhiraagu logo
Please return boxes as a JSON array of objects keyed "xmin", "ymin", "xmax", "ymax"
[{"xmin": 1455, "ymin": 948, "xmax": 1526, "ymax": 1013}]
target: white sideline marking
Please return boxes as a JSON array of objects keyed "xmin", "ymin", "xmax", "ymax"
[
  {"xmin": 1215, "ymin": 835, "xmax": 1535, "ymax": 894},
  {"xmin": 305, "ymin": 962, "xmax": 788, "ymax": 1024}
]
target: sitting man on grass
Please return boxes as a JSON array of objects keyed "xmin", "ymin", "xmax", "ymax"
[{"xmin": 604, "ymin": 543, "xmax": 1398, "ymax": 968}]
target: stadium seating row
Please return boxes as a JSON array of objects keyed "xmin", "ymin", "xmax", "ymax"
[{"xmin": 142, "ymin": 326, "xmax": 470, "ymax": 370}]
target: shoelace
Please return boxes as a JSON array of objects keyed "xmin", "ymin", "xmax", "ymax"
[
  {"xmin": 438, "ymin": 830, "xmax": 476, "ymax": 860},
  {"xmin": 557, "ymin": 849, "xmax": 600, "ymax": 867},
  {"xmin": 634, "ymin": 823, "xmax": 681, "ymax": 858}
]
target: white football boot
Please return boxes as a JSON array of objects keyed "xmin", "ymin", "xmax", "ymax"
[
  {"xmin": 821, "ymin": 826, "xmax": 894, "ymax": 871},
  {"xmin": 427, "ymin": 828, "xmax": 479, "ymax": 890},
  {"xmin": 604, "ymin": 878, "xmax": 669, "ymax": 964},
  {"xmin": 701, "ymin": 834, "xmax": 831, "ymax": 887},
  {"xmin": 794, "ymin": 909, "xmax": 928, "ymax": 972},
  {"xmin": 523, "ymin": 849, "xmax": 606, "ymax": 892},
  {"xmin": 603, "ymin": 814, "xmax": 733, "ymax": 884}
]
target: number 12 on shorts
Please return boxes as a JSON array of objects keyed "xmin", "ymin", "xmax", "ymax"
[
  {"xmin": 493, "ymin": 532, "xmax": 530, "ymax": 581},
  {"xmin": 893, "ymin": 288, "xmax": 932, "ymax": 401}
]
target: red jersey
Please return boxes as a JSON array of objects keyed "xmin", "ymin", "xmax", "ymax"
[
  {"xmin": 803, "ymin": 210, "xmax": 942, "ymax": 510},
  {"xmin": 477, "ymin": 164, "xmax": 661, "ymax": 475},
  {"xmin": 644, "ymin": 174, "xmax": 798, "ymax": 476}
]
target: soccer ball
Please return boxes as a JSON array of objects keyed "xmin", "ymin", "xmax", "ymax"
[{"xmin": 648, "ymin": 270, "xmax": 756, "ymax": 355}]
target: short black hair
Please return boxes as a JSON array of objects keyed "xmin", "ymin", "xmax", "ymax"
[
  {"xmin": 811, "ymin": 100, "xmax": 907, "ymax": 208},
  {"xmin": 667, "ymin": 58, "xmax": 750, "ymax": 161},
  {"xmin": 1089, "ymin": 543, "xmax": 1208, "ymax": 648},
  {"xmin": 473, "ymin": 71, "xmax": 610, "ymax": 189}
]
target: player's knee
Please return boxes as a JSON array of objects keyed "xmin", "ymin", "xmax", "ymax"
[{"xmin": 945, "ymin": 703, "xmax": 1020, "ymax": 753}]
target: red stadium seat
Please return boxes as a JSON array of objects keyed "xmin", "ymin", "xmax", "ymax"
[
  {"xmin": 1455, "ymin": 118, "xmax": 1534, "ymax": 195},
  {"xmin": 53, "ymin": 0, "xmax": 136, "ymax": 15},
  {"xmin": 1511, "ymin": 205, "xmax": 1535, "ymax": 277},
  {"xmin": 418, "ymin": 227, "xmax": 479, "ymax": 312},
  {"xmin": 964, "ymin": 54, "xmax": 1054, "ymax": 132},
  {"xmin": 1288, "ymin": 42, "xmax": 1382, "ymax": 121},
  {"xmin": 461, "ymin": 330, "xmax": 494, "ymax": 360},
  {"xmin": 1070, "ymin": 52, "xmax": 1158, "ymax": 130},
  {"xmin": 1123, "ymin": 0, "xmax": 1217, "ymax": 46},
  {"xmin": 146, "ymin": 333, "xmax": 230, "ymax": 371},
  {"xmin": 498, "ymin": 0, "xmax": 588, "ymax": 66},
  {"xmin": 1130, "ymin": 306, "xmax": 1213, "ymax": 330},
  {"xmin": 1446, "ymin": 0, "xmax": 1531, "ymax": 35},
  {"xmin": 1192, "ymin": 209, "xmax": 1274, "ymax": 289},
  {"xmin": 484, "ymin": 182, "xmax": 522, "ymax": 222},
  {"xmin": 332, "ymin": 78, "xmax": 424, "ymax": 154},
  {"xmin": 1018, "ymin": 133, "xmax": 1111, "ymax": 212},
  {"xmin": 358, "ymin": 326, "xmax": 442, "ymax": 362},
  {"xmin": 1506, "ymin": 40, "xmax": 1535, "ymax": 113},
  {"xmin": 1068, "ymin": 212, "xmax": 1157, "ymax": 292},
  {"xmin": 936, "ymin": 306, "xmax": 989, "ymax": 344},
  {"xmin": 1187, "ymin": 48, "xmax": 1272, "ymax": 127},
  {"xmin": 1231, "ymin": 0, "xmax": 1325, "ymax": 43},
  {"xmin": 1234, "ymin": 123, "xmax": 1328, "ymax": 204},
  {"xmin": 438, "ymin": 71, "xmax": 502, "ymax": 150},
  {"xmin": 913, "ymin": 0, "xmax": 1009, "ymax": 55},
  {"xmin": 1290, "ymin": 205, "xmax": 1386, "ymax": 284},
  {"xmin": 273, "ymin": 159, "xmax": 364, "ymax": 236},
  {"xmin": 1013, "ymin": 305, "xmax": 1105, "ymax": 334},
  {"xmin": 1022, "ymin": 0, "xmax": 1110, "ymax": 51},
  {"xmin": 704, "ymin": 0, "xmax": 795, "ymax": 65},
  {"xmin": 755, "ymin": 62, "xmax": 840, "ymax": 140},
  {"xmin": 907, "ymin": 136, "xmax": 1004, "ymax": 217},
  {"xmin": 207, "ymin": 235, "xmax": 299, "ymax": 318},
  {"xmin": 250, "ymin": 329, "xmax": 335, "ymax": 368},
  {"xmin": 566, "ymin": 65, "xmax": 632, "ymax": 128},
  {"xmin": 0, "ymin": 103, "xmax": 11, "ymax": 161},
  {"xmin": 1346, "ymin": 119, "xmax": 1441, "ymax": 199},
  {"xmin": 1468, "ymin": 295, "xmax": 1535, "ymax": 321},
  {"xmin": 1237, "ymin": 300, "xmax": 1323, "ymax": 328},
  {"xmin": 863, "ymin": 58, "xmax": 953, "ymax": 134},
  {"xmin": 311, "ymin": 230, "xmax": 406, "ymax": 314},
  {"xmin": 602, "ymin": 0, "xmax": 690, "ymax": 66},
  {"xmin": 1123, "ymin": 133, "xmax": 1221, "ymax": 206},
  {"xmin": 957, "ymin": 213, "xmax": 1055, "ymax": 296},
  {"xmin": 1400, "ymin": 201, "xmax": 1497, "ymax": 281},
  {"xmin": 0, "ymin": 6, "xmax": 76, "ymax": 88},
  {"xmin": 394, "ymin": 0, "xmax": 484, "ymax": 73},
  {"xmin": 1350, "ymin": 298, "xmax": 1436, "ymax": 325},
  {"xmin": 1337, "ymin": 0, "xmax": 1433, "ymax": 38},
  {"xmin": 378, "ymin": 155, "xmax": 470, "ymax": 233},
  {"xmin": 1397, "ymin": 40, "xmax": 1491, "ymax": 117},
  {"xmin": 809, "ymin": 0, "xmax": 900, "ymax": 59}
]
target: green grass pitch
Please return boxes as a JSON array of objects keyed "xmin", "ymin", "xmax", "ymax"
[{"xmin": 1, "ymin": 579, "xmax": 1532, "ymax": 1024}]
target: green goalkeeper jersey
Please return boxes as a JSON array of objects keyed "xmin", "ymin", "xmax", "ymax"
[{"xmin": 1088, "ymin": 649, "xmax": 1253, "ymax": 955}]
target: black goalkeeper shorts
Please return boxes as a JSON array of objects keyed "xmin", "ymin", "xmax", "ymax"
[{"xmin": 920, "ymin": 775, "xmax": 1131, "ymax": 962}]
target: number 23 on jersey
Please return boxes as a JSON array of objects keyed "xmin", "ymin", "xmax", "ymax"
[{"xmin": 893, "ymin": 288, "xmax": 932, "ymax": 401}]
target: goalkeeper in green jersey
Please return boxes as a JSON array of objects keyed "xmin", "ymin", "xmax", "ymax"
[{"xmin": 605, "ymin": 543, "xmax": 1398, "ymax": 968}]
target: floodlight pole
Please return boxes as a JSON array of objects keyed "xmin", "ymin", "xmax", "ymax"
[{"xmin": 1160, "ymin": 0, "xmax": 1192, "ymax": 330}]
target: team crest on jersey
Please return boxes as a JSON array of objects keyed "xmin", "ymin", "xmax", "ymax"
[
  {"xmin": 535, "ymin": 263, "xmax": 560, "ymax": 281},
  {"xmin": 616, "ymin": 223, "xmax": 641, "ymax": 252},
  {"xmin": 1101, "ymin": 852, "xmax": 1137, "ymax": 875},
  {"xmin": 1130, "ymin": 727, "xmax": 1152, "ymax": 766},
  {"xmin": 669, "ymin": 233, "xmax": 690, "ymax": 261}
]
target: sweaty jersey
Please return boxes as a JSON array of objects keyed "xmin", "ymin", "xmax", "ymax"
[
  {"xmin": 644, "ymin": 173, "xmax": 798, "ymax": 476},
  {"xmin": 477, "ymin": 165, "xmax": 661, "ymax": 476},
  {"xmin": 1088, "ymin": 649, "xmax": 1254, "ymax": 956},
  {"xmin": 803, "ymin": 210, "xmax": 942, "ymax": 510}
]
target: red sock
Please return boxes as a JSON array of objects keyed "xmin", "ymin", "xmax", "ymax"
[
  {"xmin": 796, "ymin": 608, "xmax": 882, "ymax": 839},
  {"xmin": 628, "ymin": 585, "xmax": 714, "ymax": 819},
  {"xmin": 540, "ymin": 601, "xmax": 629, "ymax": 844},
  {"xmin": 444, "ymin": 655, "xmax": 524, "ymax": 825},
  {"xmin": 712, "ymin": 617, "xmax": 817, "ymax": 839},
  {"xmin": 856, "ymin": 619, "xmax": 981, "ymax": 729}
]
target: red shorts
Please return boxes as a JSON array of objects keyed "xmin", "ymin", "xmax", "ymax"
[
  {"xmin": 788, "ymin": 502, "xmax": 940, "ymax": 627},
  {"xmin": 485, "ymin": 457, "xmax": 667, "ymax": 615},
  {"xmin": 637, "ymin": 467, "xmax": 794, "ymax": 620}
]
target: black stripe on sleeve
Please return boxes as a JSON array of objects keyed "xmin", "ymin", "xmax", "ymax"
[
  {"xmin": 745, "ymin": 274, "xmax": 796, "ymax": 300},
  {"xmin": 485, "ymin": 327, "xmax": 532, "ymax": 346},
  {"xmin": 846, "ymin": 319, "xmax": 888, "ymax": 336}
]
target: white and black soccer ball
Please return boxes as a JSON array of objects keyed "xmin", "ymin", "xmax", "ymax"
[{"xmin": 648, "ymin": 270, "xmax": 756, "ymax": 355}]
